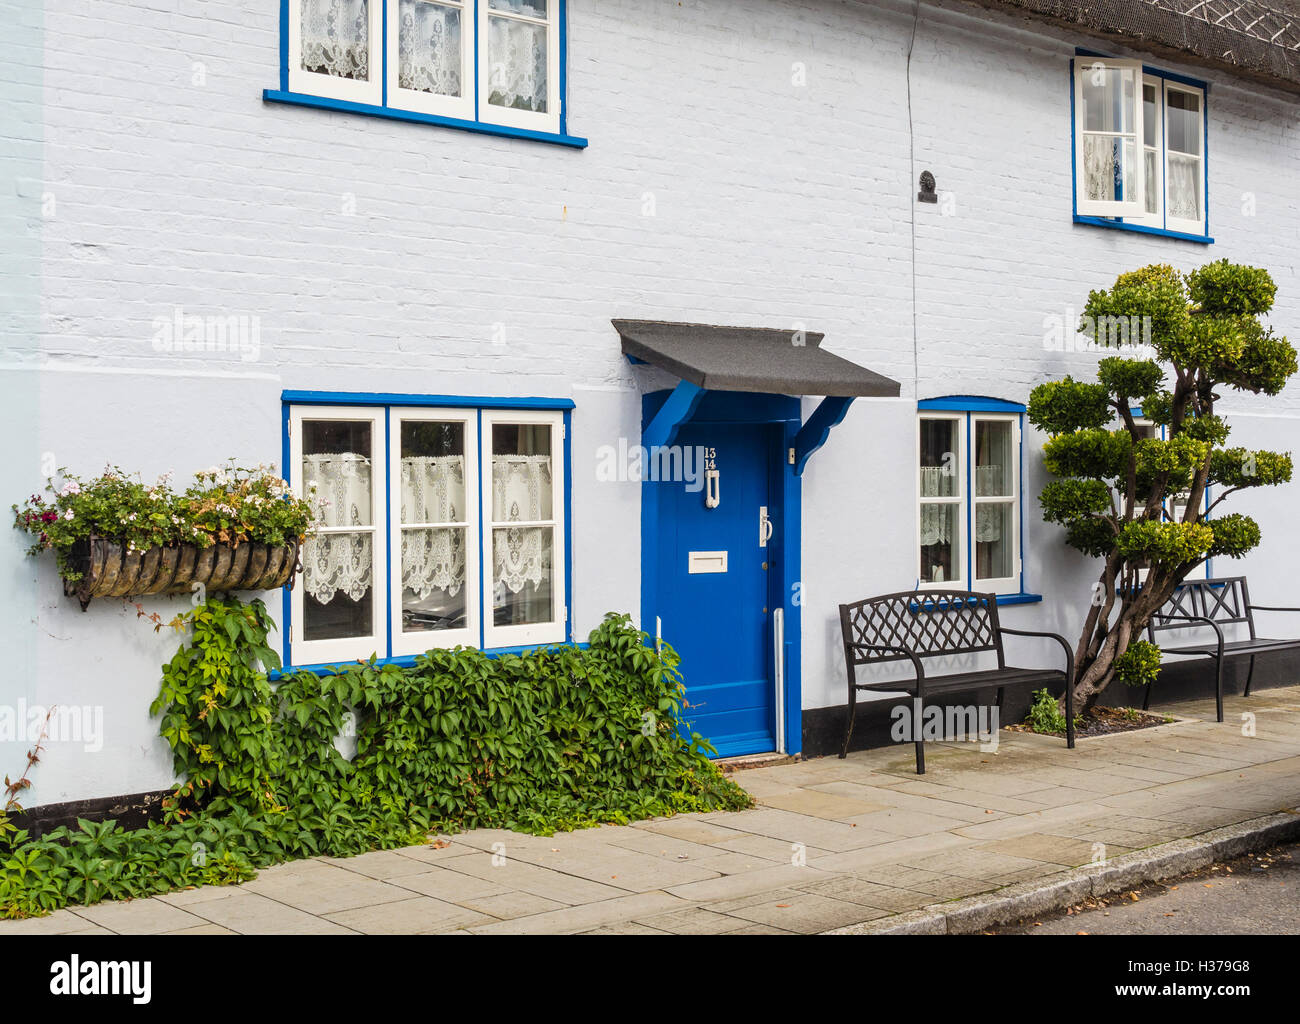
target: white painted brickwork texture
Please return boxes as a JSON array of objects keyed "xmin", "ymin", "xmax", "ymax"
[{"xmin": 1, "ymin": 0, "xmax": 1297, "ymax": 802}]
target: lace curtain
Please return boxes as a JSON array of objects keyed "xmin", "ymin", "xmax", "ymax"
[
  {"xmin": 920, "ymin": 465, "xmax": 1004, "ymax": 499},
  {"xmin": 302, "ymin": 452, "xmax": 373, "ymax": 605},
  {"xmin": 492, "ymin": 455, "xmax": 551, "ymax": 594},
  {"xmin": 1168, "ymin": 154, "xmax": 1201, "ymax": 221},
  {"xmin": 919, "ymin": 505, "xmax": 957, "ymax": 548},
  {"xmin": 398, "ymin": 0, "xmax": 462, "ymax": 97},
  {"xmin": 975, "ymin": 506, "xmax": 1006, "ymax": 543},
  {"xmin": 919, "ymin": 466, "xmax": 957, "ymax": 498},
  {"xmin": 300, "ymin": 450, "xmax": 552, "ymax": 604},
  {"xmin": 401, "ymin": 456, "xmax": 466, "ymax": 599},
  {"xmin": 301, "ymin": 0, "xmax": 371, "ymax": 81},
  {"xmin": 1144, "ymin": 149, "xmax": 1159, "ymax": 215},
  {"xmin": 919, "ymin": 502, "xmax": 1006, "ymax": 546},
  {"xmin": 486, "ymin": 15, "xmax": 547, "ymax": 112},
  {"xmin": 974, "ymin": 464, "xmax": 1004, "ymax": 496},
  {"xmin": 1082, "ymin": 135, "xmax": 1122, "ymax": 203}
]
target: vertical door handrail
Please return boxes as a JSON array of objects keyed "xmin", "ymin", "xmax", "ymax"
[{"xmin": 773, "ymin": 606, "xmax": 786, "ymax": 754}]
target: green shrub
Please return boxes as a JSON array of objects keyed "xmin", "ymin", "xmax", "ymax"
[
  {"xmin": 1, "ymin": 600, "xmax": 750, "ymax": 918},
  {"xmin": 1115, "ymin": 639, "xmax": 1162, "ymax": 688},
  {"xmin": 1024, "ymin": 688, "xmax": 1068, "ymax": 735}
]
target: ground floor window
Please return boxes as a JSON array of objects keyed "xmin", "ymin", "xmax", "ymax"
[
  {"xmin": 917, "ymin": 400, "xmax": 1023, "ymax": 596},
  {"xmin": 286, "ymin": 398, "xmax": 568, "ymax": 666}
]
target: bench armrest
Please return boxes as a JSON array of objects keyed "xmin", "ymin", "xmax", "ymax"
[
  {"xmin": 1247, "ymin": 604, "xmax": 1300, "ymax": 613},
  {"xmin": 998, "ymin": 626, "xmax": 1076, "ymax": 748},
  {"xmin": 1152, "ymin": 613, "xmax": 1225, "ymax": 654},
  {"xmin": 846, "ymin": 644, "xmax": 926, "ymax": 687}
]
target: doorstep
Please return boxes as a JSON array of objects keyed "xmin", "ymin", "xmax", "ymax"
[{"xmin": 714, "ymin": 752, "xmax": 799, "ymax": 772}]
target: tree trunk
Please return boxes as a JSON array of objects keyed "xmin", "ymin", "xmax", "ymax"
[{"xmin": 1063, "ymin": 567, "xmax": 1184, "ymax": 717}]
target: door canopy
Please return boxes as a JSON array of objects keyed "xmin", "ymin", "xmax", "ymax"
[{"xmin": 614, "ymin": 319, "xmax": 901, "ymax": 475}]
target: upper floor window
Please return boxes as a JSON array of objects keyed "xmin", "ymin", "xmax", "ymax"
[
  {"xmin": 286, "ymin": 0, "xmax": 564, "ymax": 137},
  {"xmin": 286, "ymin": 398, "xmax": 569, "ymax": 667},
  {"xmin": 918, "ymin": 402, "xmax": 1024, "ymax": 597},
  {"xmin": 1072, "ymin": 56, "xmax": 1209, "ymax": 240}
]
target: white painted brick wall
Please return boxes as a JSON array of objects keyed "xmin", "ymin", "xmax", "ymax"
[{"xmin": 2, "ymin": 0, "xmax": 1298, "ymax": 802}]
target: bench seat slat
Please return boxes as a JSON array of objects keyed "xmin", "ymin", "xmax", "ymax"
[
  {"xmin": 855, "ymin": 666, "xmax": 1064, "ymax": 695},
  {"xmin": 1160, "ymin": 637, "xmax": 1300, "ymax": 657}
]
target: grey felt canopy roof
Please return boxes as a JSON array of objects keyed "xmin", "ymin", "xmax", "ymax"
[
  {"xmin": 613, "ymin": 319, "xmax": 902, "ymax": 398},
  {"xmin": 969, "ymin": 0, "xmax": 1300, "ymax": 97}
]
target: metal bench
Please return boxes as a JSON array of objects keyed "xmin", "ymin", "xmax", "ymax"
[
  {"xmin": 838, "ymin": 590, "xmax": 1074, "ymax": 773},
  {"xmin": 1143, "ymin": 576, "xmax": 1300, "ymax": 723}
]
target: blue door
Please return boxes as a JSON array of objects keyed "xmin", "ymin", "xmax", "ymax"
[{"xmin": 657, "ymin": 422, "xmax": 778, "ymax": 757}]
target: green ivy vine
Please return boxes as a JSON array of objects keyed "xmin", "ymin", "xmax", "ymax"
[{"xmin": 0, "ymin": 600, "xmax": 750, "ymax": 918}]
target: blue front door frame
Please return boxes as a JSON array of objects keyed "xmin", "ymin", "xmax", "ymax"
[{"xmin": 640, "ymin": 390, "xmax": 802, "ymax": 756}]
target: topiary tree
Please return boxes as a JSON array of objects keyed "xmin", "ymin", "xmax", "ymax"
[{"xmin": 1030, "ymin": 260, "xmax": 1297, "ymax": 714}]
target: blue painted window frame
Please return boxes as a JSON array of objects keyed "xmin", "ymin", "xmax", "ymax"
[
  {"xmin": 279, "ymin": 390, "xmax": 576, "ymax": 675},
  {"xmin": 266, "ymin": 0, "xmax": 587, "ymax": 149},
  {"xmin": 917, "ymin": 396, "xmax": 1041, "ymax": 606},
  {"xmin": 1070, "ymin": 49, "xmax": 1212, "ymax": 244}
]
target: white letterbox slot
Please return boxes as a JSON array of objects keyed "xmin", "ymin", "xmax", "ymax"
[{"xmin": 688, "ymin": 550, "xmax": 728, "ymax": 574}]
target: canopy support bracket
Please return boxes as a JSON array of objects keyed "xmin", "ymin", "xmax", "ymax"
[
  {"xmin": 793, "ymin": 396, "xmax": 855, "ymax": 475},
  {"xmin": 642, "ymin": 380, "xmax": 706, "ymax": 450}
]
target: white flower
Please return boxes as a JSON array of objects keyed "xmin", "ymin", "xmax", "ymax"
[{"xmin": 64, "ymin": 510, "xmax": 75, "ymax": 521}]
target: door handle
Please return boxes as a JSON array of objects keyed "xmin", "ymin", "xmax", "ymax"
[{"xmin": 759, "ymin": 506, "xmax": 774, "ymax": 547}]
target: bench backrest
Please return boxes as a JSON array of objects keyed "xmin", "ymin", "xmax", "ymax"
[
  {"xmin": 839, "ymin": 590, "xmax": 1003, "ymax": 667},
  {"xmin": 1148, "ymin": 577, "xmax": 1256, "ymax": 639}
]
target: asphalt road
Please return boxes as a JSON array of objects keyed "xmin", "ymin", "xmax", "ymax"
[{"xmin": 992, "ymin": 841, "xmax": 1300, "ymax": 935}]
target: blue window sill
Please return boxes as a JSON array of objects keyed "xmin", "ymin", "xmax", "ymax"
[
  {"xmin": 1073, "ymin": 215, "xmax": 1213, "ymax": 245},
  {"xmin": 909, "ymin": 592, "xmax": 1043, "ymax": 613},
  {"xmin": 263, "ymin": 89, "xmax": 589, "ymax": 149},
  {"xmin": 271, "ymin": 641, "xmax": 588, "ymax": 680}
]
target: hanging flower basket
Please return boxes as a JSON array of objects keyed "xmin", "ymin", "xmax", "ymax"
[
  {"xmin": 63, "ymin": 536, "xmax": 301, "ymax": 610},
  {"xmin": 13, "ymin": 461, "xmax": 318, "ymax": 612}
]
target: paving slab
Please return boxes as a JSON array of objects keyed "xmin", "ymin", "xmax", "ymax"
[
  {"xmin": 4, "ymin": 685, "xmax": 1299, "ymax": 936},
  {"xmin": 726, "ymin": 893, "xmax": 887, "ymax": 934},
  {"xmin": 70, "ymin": 898, "xmax": 210, "ymax": 935},
  {"xmin": 634, "ymin": 907, "xmax": 750, "ymax": 934},
  {"xmin": 466, "ymin": 891, "xmax": 686, "ymax": 935},
  {"xmin": 176, "ymin": 890, "xmax": 358, "ymax": 934},
  {"xmin": 324, "ymin": 896, "xmax": 495, "ymax": 934}
]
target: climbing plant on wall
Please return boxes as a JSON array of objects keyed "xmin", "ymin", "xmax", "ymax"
[{"xmin": 0, "ymin": 601, "xmax": 750, "ymax": 918}]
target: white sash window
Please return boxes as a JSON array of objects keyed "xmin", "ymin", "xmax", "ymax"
[
  {"xmin": 291, "ymin": 0, "xmax": 385, "ymax": 105},
  {"xmin": 917, "ymin": 410, "xmax": 1023, "ymax": 596},
  {"xmin": 290, "ymin": 406, "xmax": 387, "ymax": 666},
  {"xmin": 287, "ymin": 402, "xmax": 566, "ymax": 667},
  {"xmin": 286, "ymin": 0, "xmax": 565, "ymax": 135},
  {"xmin": 1075, "ymin": 58, "xmax": 1145, "ymax": 217},
  {"xmin": 1074, "ymin": 58, "xmax": 1208, "ymax": 237}
]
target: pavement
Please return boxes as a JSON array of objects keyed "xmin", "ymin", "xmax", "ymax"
[
  {"xmin": 3, "ymin": 685, "xmax": 1300, "ymax": 935},
  {"xmin": 991, "ymin": 840, "xmax": 1300, "ymax": 935}
]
